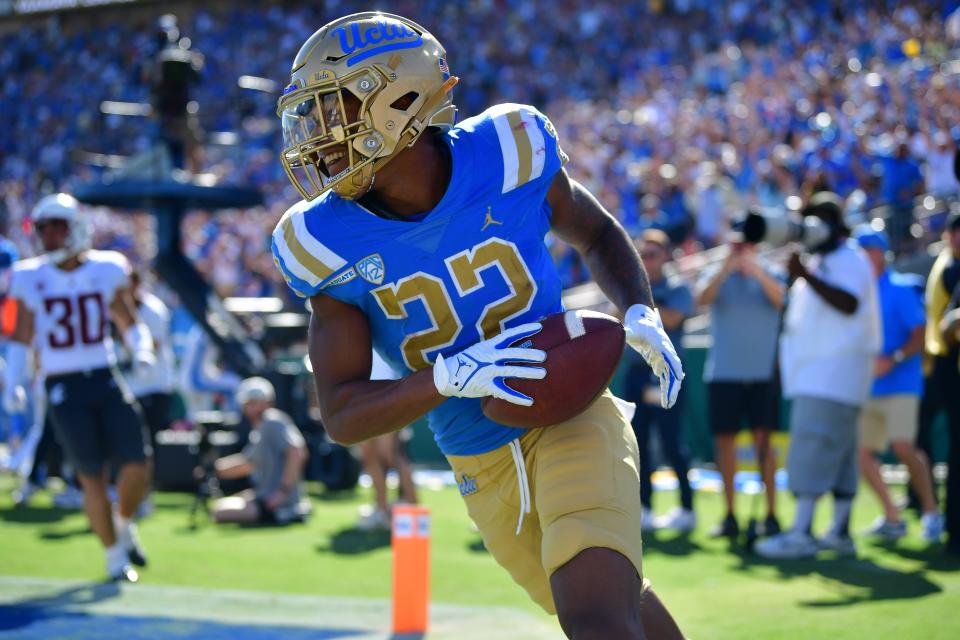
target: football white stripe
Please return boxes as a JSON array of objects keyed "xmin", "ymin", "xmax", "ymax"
[
  {"xmin": 563, "ymin": 309, "xmax": 587, "ymax": 339},
  {"xmin": 493, "ymin": 112, "xmax": 520, "ymax": 194}
]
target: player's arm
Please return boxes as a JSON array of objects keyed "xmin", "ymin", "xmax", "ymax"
[
  {"xmin": 2, "ymin": 299, "xmax": 34, "ymax": 414},
  {"xmin": 308, "ymin": 293, "xmax": 544, "ymax": 445},
  {"xmin": 110, "ymin": 285, "xmax": 156, "ymax": 370},
  {"xmin": 547, "ymin": 169, "xmax": 684, "ymax": 408},
  {"xmin": 307, "ymin": 294, "xmax": 446, "ymax": 445},
  {"xmin": 547, "ymin": 169, "xmax": 654, "ymax": 311}
]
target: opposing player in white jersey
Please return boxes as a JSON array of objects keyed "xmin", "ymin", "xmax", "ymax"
[{"xmin": 1, "ymin": 193, "xmax": 155, "ymax": 583}]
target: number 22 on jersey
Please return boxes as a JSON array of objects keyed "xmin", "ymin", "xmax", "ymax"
[{"xmin": 372, "ymin": 238, "xmax": 536, "ymax": 370}]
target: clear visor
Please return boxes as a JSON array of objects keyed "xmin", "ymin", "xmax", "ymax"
[{"xmin": 280, "ymin": 92, "xmax": 344, "ymax": 151}]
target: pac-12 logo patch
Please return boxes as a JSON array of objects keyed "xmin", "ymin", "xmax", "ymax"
[{"xmin": 355, "ymin": 254, "xmax": 385, "ymax": 285}]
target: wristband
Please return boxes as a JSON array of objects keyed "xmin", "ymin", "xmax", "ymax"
[{"xmin": 123, "ymin": 322, "xmax": 151, "ymax": 356}]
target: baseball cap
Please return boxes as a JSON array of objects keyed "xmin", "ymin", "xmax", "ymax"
[
  {"xmin": 854, "ymin": 224, "xmax": 889, "ymax": 251},
  {"xmin": 236, "ymin": 376, "xmax": 275, "ymax": 405}
]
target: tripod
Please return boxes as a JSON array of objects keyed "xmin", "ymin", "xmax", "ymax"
[{"xmin": 188, "ymin": 425, "xmax": 222, "ymax": 529}]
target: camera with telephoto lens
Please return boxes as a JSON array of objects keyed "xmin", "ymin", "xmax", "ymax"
[{"xmin": 740, "ymin": 210, "xmax": 831, "ymax": 249}]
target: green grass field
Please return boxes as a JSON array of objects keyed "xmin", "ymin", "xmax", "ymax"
[{"xmin": 2, "ymin": 475, "xmax": 959, "ymax": 639}]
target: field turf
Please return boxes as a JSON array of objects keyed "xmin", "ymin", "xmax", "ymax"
[{"xmin": 1, "ymin": 475, "xmax": 959, "ymax": 639}]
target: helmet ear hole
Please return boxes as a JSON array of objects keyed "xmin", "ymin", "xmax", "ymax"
[{"xmin": 389, "ymin": 91, "xmax": 420, "ymax": 111}]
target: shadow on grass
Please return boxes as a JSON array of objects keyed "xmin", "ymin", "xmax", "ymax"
[
  {"xmin": 467, "ymin": 537, "xmax": 487, "ymax": 553},
  {"xmin": 643, "ymin": 530, "xmax": 707, "ymax": 557},
  {"xmin": 316, "ymin": 526, "xmax": 391, "ymax": 555},
  {"xmin": 0, "ymin": 581, "xmax": 120, "ymax": 632},
  {"xmin": 38, "ymin": 525, "xmax": 90, "ymax": 541},
  {"xmin": 875, "ymin": 544, "xmax": 960, "ymax": 572},
  {"xmin": 734, "ymin": 547, "xmax": 943, "ymax": 606},
  {"xmin": 0, "ymin": 504, "xmax": 73, "ymax": 525}
]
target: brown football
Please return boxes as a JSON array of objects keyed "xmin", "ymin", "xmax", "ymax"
[{"xmin": 481, "ymin": 310, "xmax": 625, "ymax": 428}]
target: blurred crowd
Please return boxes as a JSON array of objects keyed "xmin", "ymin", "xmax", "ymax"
[{"xmin": 2, "ymin": 0, "xmax": 960, "ymax": 292}]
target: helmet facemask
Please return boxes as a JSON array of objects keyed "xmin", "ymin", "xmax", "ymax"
[{"xmin": 279, "ymin": 69, "xmax": 388, "ymax": 201}]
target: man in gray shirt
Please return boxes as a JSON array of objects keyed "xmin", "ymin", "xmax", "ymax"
[
  {"xmin": 213, "ymin": 377, "xmax": 309, "ymax": 524},
  {"xmin": 697, "ymin": 231, "xmax": 785, "ymax": 541}
]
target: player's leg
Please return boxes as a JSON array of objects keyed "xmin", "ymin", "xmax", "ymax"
[
  {"xmin": 100, "ymin": 372, "xmax": 152, "ymax": 566},
  {"xmin": 446, "ymin": 440, "xmax": 555, "ymax": 613},
  {"xmin": 551, "ymin": 547, "xmax": 682, "ymax": 640},
  {"xmin": 391, "ymin": 431, "xmax": 418, "ymax": 505},
  {"xmin": 537, "ymin": 393, "xmax": 685, "ymax": 638},
  {"xmin": 357, "ymin": 438, "xmax": 390, "ymax": 529},
  {"xmin": 75, "ymin": 468, "xmax": 116, "ymax": 546},
  {"xmin": 101, "ymin": 387, "xmax": 151, "ymax": 521}
]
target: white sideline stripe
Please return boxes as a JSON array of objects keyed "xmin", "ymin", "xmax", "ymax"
[
  {"xmin": 564, "ymin": 309, "xmax": 586, "ymax": 339},
  {"xmin": 0, "ymin": 576, "xmax": 560, "ymax": 639}
]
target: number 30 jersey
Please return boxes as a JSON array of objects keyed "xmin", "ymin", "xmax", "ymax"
[
  {"xmin": 9, "ymin": 250, "xmax": 130, "ymax": 377},
  {"xmin": 273, "ymin": 103, "xmax": 570, "ymax": 456}
]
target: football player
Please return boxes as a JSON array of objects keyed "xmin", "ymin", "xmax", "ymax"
[
  {"xmin": 271, "ymin": 13, "xmax": 684, "ymax": 639},
  {"xmin": 2, "ymin": 194, "xmax": 154, "ymax": 582}
]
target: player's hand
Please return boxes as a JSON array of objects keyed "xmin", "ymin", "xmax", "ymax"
[
  {"xmin": 131, "ymin": 350, "xmax": 157, "ymax": 377},
  {"xmin": 433, "ymin": 322, "xmax": 546, "ymax": 406},
  {"xmin": 2, "ymin": 384, "xmax": 27, "ymax": 414},
  {"xmin": 624, "ymin": 304, "xmax": 684, "ymax": 409}
]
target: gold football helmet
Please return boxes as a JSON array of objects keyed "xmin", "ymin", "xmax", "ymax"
[{"xmin": 277, "ymin": 12, "xmax": 458, "ymax": 201}]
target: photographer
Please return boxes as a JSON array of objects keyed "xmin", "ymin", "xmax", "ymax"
[
  {"xmin": 211, "ymin": 377, "xmax": 309, "ymax": 525},
  {"xmin": 696, "ymin": 230, "xmax": 784, "ymax": 540},
  {"xmin": 756, "ymin": 192, "xmax": 881, "ymax": 559}
]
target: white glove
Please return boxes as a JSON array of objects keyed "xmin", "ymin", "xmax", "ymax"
[
  {"xmin": 624, "ymin": 304, "xmax": 684, "ymax": 409},
  {"xmin": 433, "ymin": 322, "xmax": 546, "ymax": 406},
  {"xmin": 2, "ymin": 384, "xmax": 27, "ymax": 414}
]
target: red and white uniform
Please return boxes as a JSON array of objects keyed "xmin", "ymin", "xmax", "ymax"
[{"xmin": 9, "ymin": 250, "xmax": 130, "ymax": 377}]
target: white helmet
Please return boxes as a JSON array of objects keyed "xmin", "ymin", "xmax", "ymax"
[{"xmin": 31, "ymin": 193, "xmax": 90, "ymax": 264}]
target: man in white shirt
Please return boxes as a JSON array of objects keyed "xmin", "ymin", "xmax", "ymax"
[
  {"xmin": 757, "ymin": 192, "xmax": 880, "ymax": 559},
  {"xmin": 126, "ymin": 271, "xmax": 176, "ymax": 445}
]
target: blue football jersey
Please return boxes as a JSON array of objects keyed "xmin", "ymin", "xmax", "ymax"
[{"xmin": 272, "ymin": 103, "xmax": 569, "ymax": 455}]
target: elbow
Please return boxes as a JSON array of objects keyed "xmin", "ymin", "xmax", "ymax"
[{"xmin": 323, "ymin": 420, "xmax": 361, "ymax": 447}]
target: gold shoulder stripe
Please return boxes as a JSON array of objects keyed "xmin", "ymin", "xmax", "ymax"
[{"xmin": 282, "ymin": 216, "xmax": 335, "ymax": 282}]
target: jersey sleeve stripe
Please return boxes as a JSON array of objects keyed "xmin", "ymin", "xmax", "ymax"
[
  {"xmin": 274, "ymin": 223, "xmax": 322, "ymax": 287},
  {"xmin": 280, "ymin": 214, "xmax": 346, "ymax": 283},
  {"xmin": 506, "ymin": 110, "xmax": 533, "ymax": 189},
  {"xmin": 291, "ymin": 210, "xmax": 348, "ymax": 275},
  {"xmin": 493, "ymin": 108, "xmax": 547, "ymax": 194},
  {"xmin": 520, "ymin": 109, "xmax": 546, "ymax": 185},
  {"xmin": 492, "ymin": 112, "xmax": 520, "ymax": 193}
]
